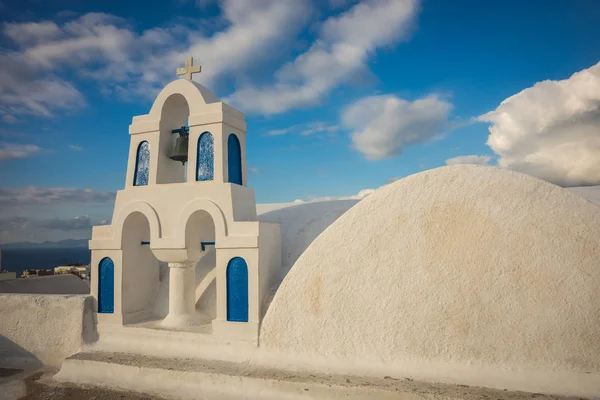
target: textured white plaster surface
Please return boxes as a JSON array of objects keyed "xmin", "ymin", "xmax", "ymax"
[
  {"xmin": 260, "ymin": 165, "xmax": 600, "ymax": 396},
  {"xmin": 0, "ymin": 294, "xmax": 97, "ymax": 367}
]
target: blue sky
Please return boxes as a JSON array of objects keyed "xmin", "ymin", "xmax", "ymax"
[{"xmin": 0, "ymin": 0, "xmax": 599, "ymax": 243}]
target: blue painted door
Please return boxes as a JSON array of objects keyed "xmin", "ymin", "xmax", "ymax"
[
  {"xmin": 226, "ymin": 257, "xmax": 248, "ymax": 322},
  {"xmin": 98, "ymin": 257, "xmax": 114, "ymax": 313},
  {"xmin": 196, "ymin": 132, "xmax": 214, "ymax": 181},
  {"xmin": 134, "ymin": 141, "xmax": 150, "ymax": 186},
  {"xmin": 227, "ymin": 134, "xmax": 242, "ymax": 185}
]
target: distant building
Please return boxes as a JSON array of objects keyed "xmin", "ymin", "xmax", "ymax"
[
  {"xmin": 54, "ymin": 265, "xmax": 89, "ymax": 279},
  {"xmin": 21, "ymin": 269, "xmax": 54, "ymax": 278}
]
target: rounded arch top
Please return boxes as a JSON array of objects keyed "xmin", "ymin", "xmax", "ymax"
[
  {"xmin": 112, "ymin": 201, "xmax": 161, "ymax": 245},
  {"xmin": 149, "ymin": 79, "xmax": 220, "ymax": 118},
  {"xmin": 175, "ymin": 198, "xmax": 228, "ymax": 245}
]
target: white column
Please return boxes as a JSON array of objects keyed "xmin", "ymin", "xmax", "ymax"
[{"xmin": 161, "ymin": 261, "xmax": 196, "ymax": 328}]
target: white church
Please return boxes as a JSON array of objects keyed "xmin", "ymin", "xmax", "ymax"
[
  {"xmin": 3, "ymin": 57, "xmax": 599, "ymax": 399},
  {"xmin": 89, "ymin": 57, "xmax": 280, "ymax": 341}
]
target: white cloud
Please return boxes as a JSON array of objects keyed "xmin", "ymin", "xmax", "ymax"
[
  {"xmin": 294, "ymin": 187, "xmax": 376, "ymax": 204},
  {"xmin": 0, "ymin": 13, "xmax": 135, "ymax": 119},
  {"xmin": 248, "ymin": 167, "xmax": 261, "ymax": 174},
  {"xmin": 479, "ymin": 61, "xmax": 600, "ymax": 187},
  {"xmin": 0, "ymin": 52, "xmax": 85, "ymax": 118},
  {"xmin": 342, "ymin": 94, "xmax": 452, "ymax": 160},
  {"xmin": 267, "ymin": 121, "xmax": 339, "ymax": 136},
  {"xmin": 0, "ymin": 143, "xmax": 42, "ymax": 161},
  {"xmin": 445, "ymin": 155, "xmax": 491, "ymax": 166},
  {"xmin": 0, "ymin": 1, "xmax": 420, "ymax": 120},
  {"xmin": 0, "ymin": 215, "xmax": 95, "ymax": 244},
  {"xmin": 33, "ymin": 215, "xmax": 93, "ymax": 231},
  {"xmin": 228, "ymin": 0, "xmax": 419, "ymax": 114},
  {"xmin": 0, "ymin": 2, "xmax": 312, "ymax": 119},
  {"xmin": 2, "ymin": 114, "xmax": 17, "ymax": 123},
  {"xmin": 24, "ymin": 14, "xmax": 135, "ymax": 69},
  {"xmin": 68, "ymin": 144, "xmax": 84, "ymax": 151},
  {"xmin": 174, "ymin": 0, "xmax": 312, "ymax": 86},
  {"xmin": 299, "ymin": 121, "xmax": 340, "ymax": 136},
  {"xmin": 0, "ymin": 187, "xmax": 114, "ymax": 242},
  {"xmin": 0, "ymin": 187, "xmax": 115, "ymax": 208},
  {"xmin": 3, "ymin": 21, "xmax": 61, "ymax": 46},
  {"xmin": 0, "ymin": 217, "xmax": 30, "ymax": 232}
]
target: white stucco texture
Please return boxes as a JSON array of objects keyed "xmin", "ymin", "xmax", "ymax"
[
  {"xmin": 0, "ymin": 294, "xmax": 97, "ymax": 367},
  {"xmin": 260, "ymin": 165, "xmax": 600, "ymax": 377}
]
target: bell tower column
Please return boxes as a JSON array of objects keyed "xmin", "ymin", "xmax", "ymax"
[{"xmin": 161, "ymin": 261, "xmax": 197, "ymax": 328}]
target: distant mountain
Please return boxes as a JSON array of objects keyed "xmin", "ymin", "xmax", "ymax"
[{"xmin": 2, "ymin": 239, "xmax": 89, "ymax": 249}]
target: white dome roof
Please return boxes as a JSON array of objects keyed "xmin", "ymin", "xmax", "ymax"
[{"xmin": 260, "ymin": 165, "xmax": 600, "ymax": 394}]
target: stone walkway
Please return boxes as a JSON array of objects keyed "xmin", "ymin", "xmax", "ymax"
[
  {"xmin": 0, "ymin": 363, "xmax": 590, "ymax": 400},
  {"xmin": 0, "ymin": 368, "xmax": 169, "ymax": 400}
]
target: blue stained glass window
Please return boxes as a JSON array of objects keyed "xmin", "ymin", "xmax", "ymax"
[
  {"xmin": 134, "ymin": 141, "xmax": 150, "ymax": 186},
  {"xmin": 98, "ymin": 257, "xmax": 114, "ymax": 313},
  {"xmin": 227, "ymin": 134, "xmax": 242, "ymax": 185},
  {"xmin": 226, "ymin": 257, "xmax": 248, "ymax": 322},
  {"xmin": 196, "ymin": 132, "xmax": 214, "ymax": 181}
]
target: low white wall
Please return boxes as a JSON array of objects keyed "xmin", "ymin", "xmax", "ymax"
[{"xmin": 0, "ymin": 294, "xmax": 97, "ymax": 367}]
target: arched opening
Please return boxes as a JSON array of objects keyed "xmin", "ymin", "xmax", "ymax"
[
  {"xmin": 98, "ymin": 257, "xmax": 114, "ymax": 313},
  {"xmin": 185, "ymin": 210, "xmax": 217, "ymax": 325},
  {"xmin": 157, "ymin": 93, "xmax": 190, "ymax": 185},
  {"xmin": 227, "ymin": 133, "xmax": 242, "ymax": 185},
  {"xmin": 121, "ymin": 211, "xmax": 160, "ymax": 323},
  {"xmin": 196, "ymin": 132, "xmax": 214, "ymax": 181},
  {"xmin": 226, "ymin": 257, "xmax": 248, "ymax": 322},
  {"xmin": 133, "ymin": 141, "xmax": 150, "ymax": 186}
]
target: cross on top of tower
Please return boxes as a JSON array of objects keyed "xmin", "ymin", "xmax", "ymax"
[{"xmin": 176, "ymin": 56, "xmax": 201, "ymax": 80}]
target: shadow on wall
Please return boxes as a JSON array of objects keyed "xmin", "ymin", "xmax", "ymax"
[
  {"xmin": 258, "ymin": 200, "xmax": 359, "ymax": 301},
  {"xmin": 83, "ymin": 296, "xmax": 100, "ymax": 345},
  {"xmin": 0, "ymin": 294, "xmax": 98, "ymax": 368},
  {"xmin": 151, "ymin": 249, "xmax": 216, "ymax": 324},
  {"xmin": 0, "ymin": 335, "xmax": 43, "ymax": 372}
]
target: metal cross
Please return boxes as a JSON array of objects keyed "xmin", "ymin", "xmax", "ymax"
[{"xmin": 176, "ymin": 56, "xmax": 201, "ymax": 80}]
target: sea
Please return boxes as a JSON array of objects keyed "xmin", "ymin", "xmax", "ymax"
[{"xmin": 1, "ymin": 247, "xmax": 91, "ymax": 278}]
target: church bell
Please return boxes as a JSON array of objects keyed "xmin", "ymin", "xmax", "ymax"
[{"xmin": 168, "ymin": 126, "xmax": 189, "ymax": 164}]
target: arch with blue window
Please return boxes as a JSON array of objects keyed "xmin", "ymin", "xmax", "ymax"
[
  {"xmin": 226, "ymin": 257, "xmax": 248, "ymax": 322},
  {"xmin": 196, "ymin": 132, "xmax": 214, "ymax": 181},
  {"xmin": 227, "ymin": 134, "xmax": 242, "ymax": 185},
  {"xmin": 98, "ymin": 257, "xmax": 115, "ymax": 313},
  {"xmin": 133, "ymin": 141, "xmax": 150, "ymax": 186}
]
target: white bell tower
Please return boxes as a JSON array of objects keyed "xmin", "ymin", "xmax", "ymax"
[{"xmin": 89, "ymin": 57, "xmax": 281, "ymax": 342}]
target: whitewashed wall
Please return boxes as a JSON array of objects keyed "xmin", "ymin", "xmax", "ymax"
[{"xmin": 0, "ymin": 294, "xmax": 97, "ymax": 367}]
